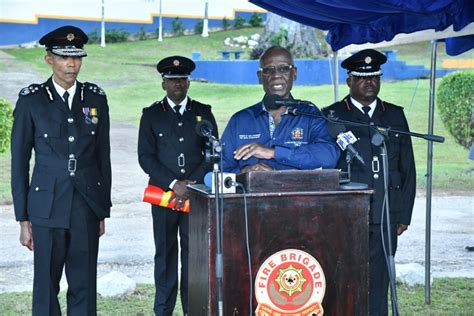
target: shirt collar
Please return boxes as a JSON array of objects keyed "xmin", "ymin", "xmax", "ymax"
[
  {"xmin": 166, "ymin": 96, "xmax": 188, "ymax": 114},
  {"xmin": 350, "ymin": 97, "xmax": 377, "ymax": 117},
  {"xmin": 52, "ymin": 77, "xmax": 77, "ymax": 104}
]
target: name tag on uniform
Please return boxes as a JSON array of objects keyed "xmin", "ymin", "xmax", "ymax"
[{"xmin": 239, "ymin": 133, "xmax": 261, "ymax": 140}]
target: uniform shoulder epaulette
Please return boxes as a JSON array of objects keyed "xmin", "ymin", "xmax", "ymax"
[
  {"xmin": 19, "ymin": 84, "xmax": 42, "ymax": 97},
  {"xmin": 382, "ymin": 100, "xmax": 404, "ymax": 111},
  {"xmin": 143, "ymin": 101, "xmax": 161, "ymax": 113},
  {"xmin": 192, "ymin": 99, "xmax": 212, "ymax": 110},
  {"xmin": 84, "ymin": 82, "xmax": 106, "ymax": 96}
]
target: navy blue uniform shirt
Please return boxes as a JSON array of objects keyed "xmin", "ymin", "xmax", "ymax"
[{"xmin": 222, "ymin": 100, "xmax": 340, "ymax": 173}]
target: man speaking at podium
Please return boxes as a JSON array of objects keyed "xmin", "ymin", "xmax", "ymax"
[
  {"xmin": 221, "ymin": 46, "xmax": 339, "ymax": 173},
  {"xmin": 323, "ymin": 49, "xmax": 416, "ymax": 315}
]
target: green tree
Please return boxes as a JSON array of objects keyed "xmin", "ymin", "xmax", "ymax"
[
  {"xmin": 172, "ymin": 17, "xmax": 185, "ymax": 36},
  {"xmin": 222, "ymin": 17, "xmax": 230, "ymax": 30},
  {"xmin": 437, "ymin": 71, "xmax": 474, "ymax": 149},
  {"xmin": 0, "ymin": 98, "xmax": 13, "ymax": 153},
  {"xmin": 194, "ymin": 21, "xmax": 204, "ymax": 35},
  {"xmin": 234, "ymin": 16, "xmax": 246, "ymax": 29},
  {"xmin": 249, "ymin": 13, "xmax": 264, "ymax": 27}
]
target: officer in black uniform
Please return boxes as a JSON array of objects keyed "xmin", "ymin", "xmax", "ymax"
[
  {"xmin": 137, "ymin": 56, "xmax": 218, "ymax": 315},
  {"xmin": 323, "ymin": 49, "xmax": 416, "ymax": 315},
  {"xmin": 11, "ymin": 26, "xmax": 111, "ymax": 315}
]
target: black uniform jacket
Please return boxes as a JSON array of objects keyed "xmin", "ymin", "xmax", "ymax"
[
  {"xmin": 11, "ymin": 77, "xmax": 112, "ymax": 228},
  {"xmin": 138, "ymin": 97, "xmax": 218, "ymax": 189},
  {"xmin": 323, "ymin": 96, "xmax": 416, "ymax": 225}
]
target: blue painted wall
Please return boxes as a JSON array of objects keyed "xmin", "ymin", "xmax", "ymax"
[
  {"xmin": 192, "ymin": 57, "xmax": 454, "ymax": 86},
  {"xmin": 0, "ymin": 12, "xmax": 265, "ymax": 46}
]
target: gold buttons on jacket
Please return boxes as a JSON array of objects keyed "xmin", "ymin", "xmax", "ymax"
[
  {"xmin": 68, "ymin": 136, "xmax": 75, "ymax": 142},
  {"xmin": 68, "ymin": 118, "xmax": 74, "ymax": 123}
]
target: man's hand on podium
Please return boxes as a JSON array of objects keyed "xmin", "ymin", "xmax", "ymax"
[
  {"xmin": 234, "ymin": 142, "xmax": 275, "ymax": 161},
  {"xmin": 240, "ymin": 162, "xmax": 273, "ymax": 173}
]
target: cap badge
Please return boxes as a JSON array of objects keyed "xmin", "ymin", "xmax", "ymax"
[
  {"xmin": 365, "ymin": 56, "xmax": 372, "ymax": 64},
  {"xmin": 173, "ymin": 59, "xmax": 180, "ymax": 66},
  {"xmin": 66, "ymin": 33, "xmax": 75, "ymax": 41}
]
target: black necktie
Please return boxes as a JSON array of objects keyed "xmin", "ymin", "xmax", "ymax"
[
  {"xmin": 362, "ymin": 106, "xmax": 371, "ymax": 118},
  {"xmin": 174, "ymin": 105, "xmax": 182, "ymax": 117},
  {"xmin": 63, "ymin": 91, "xmax": 70, "ymax": 110}
]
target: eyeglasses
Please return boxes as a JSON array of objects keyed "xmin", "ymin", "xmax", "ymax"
[{"xmin": 259, "ymin": 64, "xmax": 294, "ymax": 76}]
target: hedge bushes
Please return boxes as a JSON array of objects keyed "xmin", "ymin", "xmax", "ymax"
[
  {"xmin": 437, "ymin": 71, "xmax": 474, "ymax": 149},
  {"xmin": 0, "ymin": 98, "xmax": 13, "ymax": 153},
  {"xmin": 87, "ymin": 28, "xmax": 130, "ymax": 43}
]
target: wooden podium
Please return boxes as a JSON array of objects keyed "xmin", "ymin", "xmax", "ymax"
[{"xmin": 188, "ymin": 170, "xmax": 371, "ymax": 315}]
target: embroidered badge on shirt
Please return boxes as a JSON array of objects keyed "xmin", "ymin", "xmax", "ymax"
[{"xmin": 291, "ymin": 127, "xmax": 304, "ymax": 141}]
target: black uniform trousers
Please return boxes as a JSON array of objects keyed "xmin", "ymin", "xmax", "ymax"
[
  {"xmin": 151, "ymin": 205, "xmax": 189, "ymax": 316},
  {"xmin": 369, "ymin": 223, "xmax": 398, "ymax": 316},
  {"xmin": 31, "ymin": 190, "xmax": 100, "ymax": 316}
]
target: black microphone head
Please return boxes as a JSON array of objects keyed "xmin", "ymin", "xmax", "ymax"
[
  {"xmin": 195, "ymin": 120, "xmax": 213, "ymax": 137},
  {"xmin": 263, "ymin": 94, "xmax": 285, "ymax": 110},
  {"xmin": 223, "ymin": 176, "xmax": 234, "ymax": 188},
  {"xmin": 326, "ymin": 122, "xmax": 346, "ymax": 138}
]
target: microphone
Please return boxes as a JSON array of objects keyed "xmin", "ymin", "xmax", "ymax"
[
  {"xmin": 204, "ymin": 171, "xmax": 237, "ymax": 194},
  {"xmin": 327, "ymin": 123, "xmax": 366, "ymax": 166},
  {"xmin": 195, "ymin": 119, "xmax": 213, "ymax": 138},
  {"xmin": 263, "ymin": 94, "xmax": 311, "ymax": 110}
]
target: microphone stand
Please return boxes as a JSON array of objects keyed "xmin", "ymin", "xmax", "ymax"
[
  {"xmin": 290, "ymin": 105, "xmax": 444, "ymax": 316},
  {"xmin": 340, "ymin": 151, "xmax": 368, "ymax": 190},
  {"xmin": 205, "ymin": 135, "xmax": 225, "ymax": 316},
  {"xmin": 289, "ymin": 107, "xmax": 445, "ymax": 143},
  {"xmin": 371, "ymin": 131, "xmax": 399, "ymax": 316}
]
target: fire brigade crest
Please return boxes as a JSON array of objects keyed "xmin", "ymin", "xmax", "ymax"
[
  {"xmin": 291, "ymin": 127, "xmax": 304, "ymax": 141},
  {"xmin": 255, "ymin": 249, "xmax": 326, "ymax": 315}
]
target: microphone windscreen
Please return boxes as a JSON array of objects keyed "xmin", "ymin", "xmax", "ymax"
[
  {"xmin": 326, "ymin": 122, "xmax": 346, "ymax": 138},
  {"xmin": 263, "ymin": 94, "xmax": 284, "ymax": 110},
  {"xmin": 195, "ymin": 120, "xmax": 213, "ymax": 137},
  {"xmin": 204, "ymin": 171, "xmax": 213, "ymax": 188}
]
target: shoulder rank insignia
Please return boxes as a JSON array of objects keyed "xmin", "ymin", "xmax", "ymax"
[
  {"xmin": 84, "ymin": 82, "xmax": 106, "ymax": 96},
  {"xmin": 19, "ymin": 84, "xmax": 41, "ymax": 96}
]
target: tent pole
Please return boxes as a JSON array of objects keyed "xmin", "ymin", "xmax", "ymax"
[
  {"xmin": 333, "ymin": 51, "xmax": 339, "ymax": 102},
  {"xmin": 425, "ymin": 39, "xmax": 437, "ymax": 305}
]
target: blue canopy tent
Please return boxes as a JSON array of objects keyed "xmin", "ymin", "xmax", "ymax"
[
  {"xmin": 250, "ymin": 0, "xmax": 474, "ymax": 305},
  {"xmin": 249, "ymin": 0, "xmax": 474, "ymax": 52}
]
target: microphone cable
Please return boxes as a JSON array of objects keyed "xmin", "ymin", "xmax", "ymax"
[
  {"xmin": 379, "ymin": 141, "xmax": 400, "ymax": 316},
  {"xmin": 235, "ymin": 182, "xmax": 254, "ymax": 316},
  {"xmin": 217, "ymin": 155, "xmax": 253, "ymax": 315},
  {"xmin": 223, "ymin": 177, "xmax": 253, "ymax": 315}
]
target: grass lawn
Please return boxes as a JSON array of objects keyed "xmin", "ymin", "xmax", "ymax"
[
  {"xmin": 0, "ymin": 28, "xmax": 473, "ymax": 203},
  {"xmin": 0, "ymin": 278, "xmax": 472, "ymax": 315}
]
